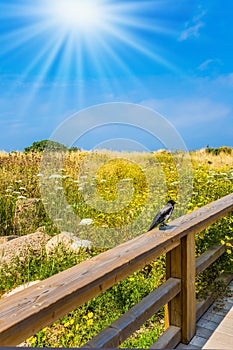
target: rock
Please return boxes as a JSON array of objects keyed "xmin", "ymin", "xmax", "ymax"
[
  {"xmin": 13, "ymin": 198, "xmax": 44, "ymax": 235},
  {"xmin": 0, "ymin": 232, "xmax": 50, "ymax": 267},
  {"xmin": 2, "ymin": 280, "xmax": 40, "ymax": 298},
  {"xmin": 46, "ymin": 232, "xmax": 77, "ymax": 254},
  {"xmin": 46, "ymin": 232, "xmax": 92, "ymax": 254},
  {"xmin": 0, "ymin": 235, "xmax": 18, "ymax": 245}
]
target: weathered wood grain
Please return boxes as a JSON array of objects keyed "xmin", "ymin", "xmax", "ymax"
[
  {"xmin": 181, "ymin": 233, "xmax": 196, "ymax": 344},
  {"xmin": 0, "ymin": 193, "xmax": 232, "ymax": 345},
  {"xmin": 166, "ymin": 244, "xmax": 182, "ymax": 328},
  {"xmin": 196, "ymin": 244, "xmax": 226, "ymax": 276},
  {"xmin": 83, "ymin": 278, "xmax": 181, "ymax": 348}
]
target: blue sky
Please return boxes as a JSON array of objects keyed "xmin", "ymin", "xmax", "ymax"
[{"xmin": 0, "ymin": 0, "xmax": 232, "ymax": 152}]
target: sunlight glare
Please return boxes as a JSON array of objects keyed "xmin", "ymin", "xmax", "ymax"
[{"xmin": 51, "ymin": 0, "xmax": 103, "ymax": 32}]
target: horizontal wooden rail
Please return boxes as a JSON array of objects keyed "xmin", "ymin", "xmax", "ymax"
[
  {"xmin": 196, "ymin": 244, "xmax": 226, "ymax": 276},
  {"xmin": 150, "ymin": 326, "xmax": 181, "ymax": 349},
  {"xmin": 0, "ymin": 193, "xmax": 233, "ymax": 346},
  {"xmin": 84, "ymin": 278, "xmax": 181, "ymax": 348}
]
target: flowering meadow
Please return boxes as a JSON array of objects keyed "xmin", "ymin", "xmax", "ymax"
[{"xmin": 0, "ymin": 148, "xmax": 232, "ymax": 347}]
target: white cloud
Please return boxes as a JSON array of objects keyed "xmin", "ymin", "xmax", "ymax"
[
  {"xmin": 178, "ymin": 8, "xmax": 206, "ymax": 41},
  {"xmin": 198, "ymin": 59, "xmax": 221, "ymax": 71},
  {"xmin": 214, "ymin": 73, "xmax": 233, "ymax": 87},
  {"xmin": 141, "ymin": 97, "xmax": 230, "ymax": 128}
]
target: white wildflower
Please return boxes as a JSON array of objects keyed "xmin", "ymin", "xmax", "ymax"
[
  {"xmin": 79, "ymin": 218, "xmax": 94, "ymax": 226},
  {"xmin": 5, "ymin": 188, "xmax": 12, "ymax": 193},
  {"xmin": 49, "ymin": 174, "xmax": 63, "ymax": 179},
  {"xmin": 17, "ymin": 195, "xmax": 26, "ymax": 199},
  {"xmin": 37, "ymin": 173, "xmax": 44, "ymax": 177}
]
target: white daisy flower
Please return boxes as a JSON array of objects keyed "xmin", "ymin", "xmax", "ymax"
[
  {"xmin": 49, "ymin": 174, "xmax": 63, "ymax": 179},
  {"xmin": 79, "ymin": 218, "xmax": 94, "ymax": 226}
]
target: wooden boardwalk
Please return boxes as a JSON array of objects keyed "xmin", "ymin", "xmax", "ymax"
[{"xmin": 176, "ymin": 280, "xmax": 233, "ymax": 349}]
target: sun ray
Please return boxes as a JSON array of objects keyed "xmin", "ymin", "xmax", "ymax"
[
  {"xmin": 99, "ymin": 21, "xmax": 178, "ymax": 73},
  {"xmin": 0, "ymin": 21, "xmax": 53, "ymax": 56},
  {"xmin": 19, "ymin": 31, "xmax": 68, "ymax": 115},
  {"xmin": 1, "ymin": 0, "xmax": 181, "ymax": 114}
]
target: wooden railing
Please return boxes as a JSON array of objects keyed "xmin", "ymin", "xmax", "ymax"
[{"xmin": 0, "ymin": 193, "xmax": 233, "ymax": 347}]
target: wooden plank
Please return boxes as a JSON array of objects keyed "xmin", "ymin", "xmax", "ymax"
[
  {"xmin": 83, "ymin": 278, "xmax": 181, "ymax": 348},
  {"xmin": 196, "ymin": 244, "xmax": 225, "ymax": 276},
  {"xmin": 150, "ymin": 326, "xmax": 181, "ymax": 349},
  {"xmin": 204, "ymin": 332, "xmax": 233, "ymax": 349},
  {"xmin": 181, "ymin": 233, "xmax": 196, "ymax": 344},
  {"xmin": 0, "ymin": 193, "xmax": 233, "ymax": 345}
]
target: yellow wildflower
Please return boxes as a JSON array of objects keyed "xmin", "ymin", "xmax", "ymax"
[{"xmin": 87, "ymin": 319, "xmax": 94, "ymax": 326}]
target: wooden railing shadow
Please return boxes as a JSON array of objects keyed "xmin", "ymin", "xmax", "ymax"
[{"xmin": 0, "ymin": 193, "xmax": 233, "ymax": 348}]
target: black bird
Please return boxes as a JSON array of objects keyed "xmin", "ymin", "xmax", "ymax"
[{"xmin": 148, "ymin": 200, "xmax": 176, "ymax": 231}]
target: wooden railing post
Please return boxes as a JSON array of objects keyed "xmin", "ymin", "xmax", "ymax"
[
  {"xmin": 166, "ymin": 232, "xmax": 196, "ymax": 344},
  {"xmin": 166, "ymin": 243, "xmax": 182, "ymax": 329},
  {"xmin": 181, "ymin": 232, "xmax": 196, "ymax": 343}
]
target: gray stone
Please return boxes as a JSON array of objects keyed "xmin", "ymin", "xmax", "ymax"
[
  {"xmin": 46, "ymin": 231, "xmax": 92, "ymax": 254},
  {"xmin": 0, "ymin": 235, "xmax": 18, "ymax": 245},
  {"xmin": 0, "ymin": 231, "xmax": 50, "ymax": 267}
]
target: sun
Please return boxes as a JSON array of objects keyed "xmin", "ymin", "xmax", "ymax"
[{"xmin": 50, "ymin": 0, "xmax": 104, "ymax": 33}]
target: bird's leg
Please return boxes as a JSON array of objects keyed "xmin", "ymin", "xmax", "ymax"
[{"xmin": 159, "ymin": 223, "xmax": 168, "ymax": 230}]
